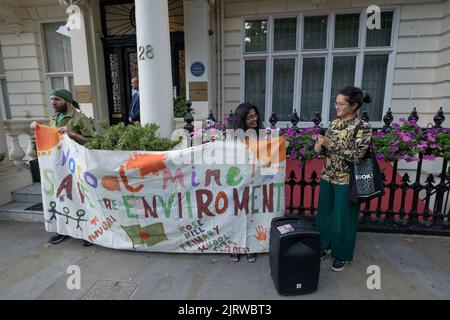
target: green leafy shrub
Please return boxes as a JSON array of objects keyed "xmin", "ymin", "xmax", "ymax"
[
  {"xmin": 85, "ymin": 122, "xmax": 181, "ymax": 151},
  {"xmin": 173, "ymin": 95, "xmax": 187, "ymax": 118}
]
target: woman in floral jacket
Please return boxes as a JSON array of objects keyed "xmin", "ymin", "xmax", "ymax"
[{"xmin": 314, "ymin": 86, "xmax": 373, "ymax": 272}]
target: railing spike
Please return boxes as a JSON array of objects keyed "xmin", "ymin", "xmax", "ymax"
[
  {"xmin": 290, "ymin": 110, "xmax": 299, "ymax": 128},
  {"xmin": 433, "ymin": 107, "xmax": 445, "ymax": 128}
]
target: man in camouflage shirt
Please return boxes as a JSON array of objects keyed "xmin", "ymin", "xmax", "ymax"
[
  {"xmin": 32, "ymin": 88, "xmax": 95, "ymax": 246},
  {"xmin": 49, "ymin": 88, "xmax": 95, "ymax": 144}
]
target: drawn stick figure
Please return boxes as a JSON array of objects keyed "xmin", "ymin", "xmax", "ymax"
[
  {"xmin": 48, "ymin": 202, "xmax": 58, "ymax": 221},
  {"xmin": 63, "ymin": 207, "xmax": 70, "ymax": 224},
  {"xmin": 75, "ymin": 209, "xmax": 87, "ymax": 230}
]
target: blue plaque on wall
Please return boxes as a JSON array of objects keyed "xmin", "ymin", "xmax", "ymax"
[{"xmin": 190, "ymin": 61, "xmax": 205, "ymax": 77}]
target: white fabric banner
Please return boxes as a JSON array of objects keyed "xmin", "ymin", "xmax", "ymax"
[{"xmin": 36, "ymin": 125, "xmax": 286, "ymax": 253}]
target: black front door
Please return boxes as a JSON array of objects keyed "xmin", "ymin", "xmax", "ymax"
[
  {"xmin": 100, "ymin": 0, "xmax": 185, "ymax": 125},
  {"xmin": 103, "ymin": 33, "xmax": 185, "ymax": 125},
  {"xmin": 102, "ymin": 36, "xmax": 136, "ymax": 125}
]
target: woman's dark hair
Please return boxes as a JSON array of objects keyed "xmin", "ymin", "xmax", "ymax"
[
  {"xmin": 232, "ymin": 102, "xmax": 264, "ymax": 131},
  {"xmin": 337, "ymin": 86, "xmax": 372, "ymax": 111}
]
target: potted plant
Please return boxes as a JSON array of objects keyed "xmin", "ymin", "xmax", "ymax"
[
  {"xmin": 280, "ymin": 126, "xmax": 322, "ymax": 166},
  {"xmin": 418, "ymin": 127, "xmax": 450, "ymax": 161},
  {"xmin": 372, "ymin": 118, "xmax": 422, "ymax": 162},
  {"xmin": 85, "ymin": 122, "xmax": 181, "ymax": 151}
]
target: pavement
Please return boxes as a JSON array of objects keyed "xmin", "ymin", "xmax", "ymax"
[{"xmin": 0, "ymin": 220, "xmax": 449, "ymax": 300}]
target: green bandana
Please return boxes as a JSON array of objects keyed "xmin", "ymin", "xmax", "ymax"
[{"xmin": 51, "ymin": 88, "xmax": 80, "ymax": 109}]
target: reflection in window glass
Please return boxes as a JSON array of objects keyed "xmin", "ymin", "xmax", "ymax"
[{"xmin": 244, "ymin": 20, "xmax": 268, "ymax": 53}]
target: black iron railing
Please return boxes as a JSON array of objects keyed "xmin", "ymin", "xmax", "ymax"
[{"xmin": 183, "ymin": 103, "xmax": 450, "ymax": 236}]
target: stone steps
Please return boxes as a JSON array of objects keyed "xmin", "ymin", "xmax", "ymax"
[{"xmin": 0, "ymin": 183, "xmax": 43, "ymax": 222}]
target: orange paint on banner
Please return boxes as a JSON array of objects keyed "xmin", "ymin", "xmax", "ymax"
[
  {"xmin": 245, "ymin": 137, "xmax": 286, "ymax": 165},
  {"xmin": 35, "ymin": 124, "xmax": 62, "ymax": 156},
  {"xmin": 102, "ymin": 175, "xmax": 121, "ymax": 191},
  {"xmin": 123, "ymin": 153, "xmax": 168, "ymax": 176}
]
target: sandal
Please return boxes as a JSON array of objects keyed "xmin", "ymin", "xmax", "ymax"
[
  {"xmin": 230, "ymin": 254, "xmax": 240, "ymax": 262},
  {"xmin": 247, "ymin": 254, "xmax": 256, "ymax": 263}
]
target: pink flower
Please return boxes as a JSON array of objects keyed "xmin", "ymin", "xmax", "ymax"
[
  {"xmin": 427, "ymin": 134, "xmax": 436, "ymax": 142},
  {"xmin": 402, "ymin": 135, "xmax": 411, "ymax": 142}
]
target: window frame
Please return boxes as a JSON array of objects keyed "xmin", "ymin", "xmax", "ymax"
[
  {"xmin": 0, "ymin": 45, "xmax": 10, "ymax": 120},
  {"xmin": 241, "ymin": 7, "xmax": 400, "ymax": 128},
  {"xmin": 39, "ymin": 19, "xmax": 75, "ymax": 115}
]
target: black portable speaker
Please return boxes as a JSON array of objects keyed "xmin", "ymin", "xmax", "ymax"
[{"xmin": 269, "ymin": 216, "xmax": 321, "ymax": 295}]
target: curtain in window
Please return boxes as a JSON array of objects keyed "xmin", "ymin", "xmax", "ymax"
[
  {"xmin": 334, "ymin": 14, "xmax": 360, "ymax": 48},
  {"xmin": 303, "ymin": 16, "xmax": 327, "ymax": 49},
  {"xmin": 50, "ymin": 77, "xmax": 65, "ymax": 91},
  {"xmin": 245, "ymin": 60, "xmax": 266, "ymax": 120},
  {"xmin": 272, "ymin": 59, "xmax": 295, "ymax": 121},
  {"xmin": 329, "ymin": 56, "xmax": 356, "ymax": 120},
  {"xmin": 301, "ymin": 57, "xmax": 325, "ymax": 122},
  {"xmin": 43, "ymin": 22, "xmax": 73, "ymax": 73},
  {"xmin": 366, "ymin": 12, "xmax": 393, "ymax": 47},
  {"xmin": 361, "ymin": 55, "xmax": 389, "ymax": 121},
  {"xmin": 274, "ymin": 18, "xmax": 297, "ymax": 51}
]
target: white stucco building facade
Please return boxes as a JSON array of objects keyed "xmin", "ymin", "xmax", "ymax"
[{"xmin": 0, "ymin": 0, "xmax": 449, "ymax": 204}]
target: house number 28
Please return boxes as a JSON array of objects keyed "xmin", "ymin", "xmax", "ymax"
[{"xmin": 138, "ymin": 45, "xmax": 154, "ymax": 60}]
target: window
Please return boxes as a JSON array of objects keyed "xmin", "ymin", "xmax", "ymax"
[
  {"xmin": 301, "ymin": 57, "xmax": 325, "ymax": 122},
  {"xmin": 243, "ymin": 10, "xmax": 397, "ymax": 125},
  {"xmin": 303, "ymin": 16, "xmax": 327, "ymax": 50},
  {"xmin": 0, "ymin": 46, "xmax": 10, "ymax": 119},
  {"xmin": 329, "ymin": 56, "xmax": 357, "ymax": 120},
  {"xmin": 274, "ymin": 18, "xmax": 297, "ymax": 51},
  {"xmin": 272, "ymin": 58, "xmax": 295, "ymax": 121},
  {"xmin": 334, "ymin": 14, "xmax": 359, "ymax": 48},
  {"xmin": 362, "ymin": 54, "xmax": 389, "ymax": 121},
  {"xmin": 244, "ymin": 20, "xmax": 268, "ymax": 53},
  {"xmin": 42, "ymin": 22, "xmax": 74, "ymax": 94},
  {"xmin": 244, "ymin": 60, "xmax": 266, "ymax": 120}
]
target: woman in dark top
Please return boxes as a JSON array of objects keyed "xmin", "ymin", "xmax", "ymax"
[
  {"xmin": 230, "ymin": 102, "xmax": 264, "ymax": 263},
  {"xmin": 314, "ymin": 87, "xmax": 373, "ymax": 272}
]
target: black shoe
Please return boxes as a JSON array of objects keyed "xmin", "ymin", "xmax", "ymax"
[
  {"xmin": 48, "ymin": 233, "xmax": 68, "ymax": 244},
  {"xmin": 247, "ymin": 254, "xmax": 256, "ymax": 263},
  {"xmin": 81, "ymin": 240, "xmax": 93, "ymax": 247},
  {"xmin": 230, "ymin": 254, "xmax": 240, "ymax": 262},
  {"xmin": 320, "ymin": 250, "xmax": 328, "ymax": 261},
  {"xmin": 331, "ymin": 259, "xmax": 348, "ymax": 272}
]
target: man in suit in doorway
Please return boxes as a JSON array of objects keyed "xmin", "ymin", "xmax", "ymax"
[{"xmin": 128, "ymin": 77, "xmax": 140, "ymax": 124}]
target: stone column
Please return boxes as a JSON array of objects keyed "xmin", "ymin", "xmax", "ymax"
[{"xmin": 135, "ymin": 0, "xmax": 174, "ymax": 138}]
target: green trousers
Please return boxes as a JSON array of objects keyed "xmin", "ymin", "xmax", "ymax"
[{"xmin": 316, "ymin": 179, "xmax": 360, "ymax": 261}]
